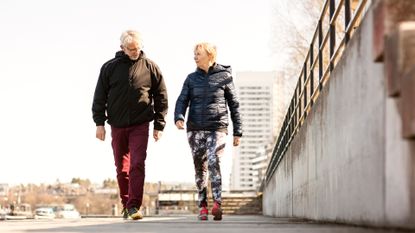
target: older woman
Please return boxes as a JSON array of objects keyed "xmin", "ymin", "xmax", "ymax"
[{"xmin": 174, "ymin": 42, "xmax": 242, "ymax": 221}]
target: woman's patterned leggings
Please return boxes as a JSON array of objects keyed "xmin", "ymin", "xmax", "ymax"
[{"xmin": 187, "ymin": 131, "xmax": 227, "ymax": 208}]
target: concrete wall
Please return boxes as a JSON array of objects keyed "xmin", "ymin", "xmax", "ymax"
[{"xmin": 263, "ymin": 5, "xmax": 415, "ymax": 229}]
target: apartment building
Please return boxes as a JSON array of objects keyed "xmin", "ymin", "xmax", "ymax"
[{"xmin": 230, "ymin": 71, "xmax": 285, "ymax": 191}]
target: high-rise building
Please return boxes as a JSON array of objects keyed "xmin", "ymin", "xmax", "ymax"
[{"xmin": 230, "ymin": 71, "xmax": 288, "ymax": 191}]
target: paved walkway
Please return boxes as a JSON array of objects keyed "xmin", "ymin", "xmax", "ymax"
[{"xmin": 0, "ymin": 215, "xmax": 412, "ymax": 233}]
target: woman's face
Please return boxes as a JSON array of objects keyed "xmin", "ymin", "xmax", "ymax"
[{"xmin": 194, "ymin": 48, "xmax": 210, "ymax": 69}]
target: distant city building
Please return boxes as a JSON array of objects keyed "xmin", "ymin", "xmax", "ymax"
[
  {"xmin": 0, "ymin": 184, "xmax": 8, "ymax": 196},
  {"xmin": 251, "ymin": 142, "xmax": 275, "ymax": 190},
  {"xmin": 230, "ymin": 71, "xmax": 289, "ymax": 191}
]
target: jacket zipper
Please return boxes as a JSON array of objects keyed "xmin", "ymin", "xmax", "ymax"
[
  {"xmin": 127, "ymin": 62, "xmax": 134, "ymax": 127},
  {"xmin": 202, "ymin": 71, "xmax": 209, "ymax": 128}
]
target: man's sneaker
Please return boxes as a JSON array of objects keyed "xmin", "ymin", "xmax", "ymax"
[
  {"xmin": 121, "ymin": 208, "xmax": 129, "ymax": 220},
  {"xmin": 211, "ymin": 202, "xmax": 222, "ymax": 221},
  {"xmin": 198, "ymin": 206, "xmax": 208, "ymax": 220},
  {"xmin": 127, "ymin": 207, "xmax": 143, "ymax": 220}
]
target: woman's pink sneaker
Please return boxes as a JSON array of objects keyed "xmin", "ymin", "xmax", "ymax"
[{"xmin": 198, "ymin": 206, "xmax": 208, "ymax": 220}]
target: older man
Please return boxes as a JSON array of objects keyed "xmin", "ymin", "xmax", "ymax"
[{"xmin": 92, "ymin": 30, "xmax": 168, "ymax": 220}]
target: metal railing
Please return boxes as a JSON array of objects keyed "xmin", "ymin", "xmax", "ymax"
[{"xmin": 264, "ymin": 0, "xmax": 368, "ymax": 184}]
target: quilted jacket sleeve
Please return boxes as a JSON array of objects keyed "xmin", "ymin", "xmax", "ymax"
[
  {"xmin": 225, "ymin": 76, "xmax": 243, "ymax": 137},
  {"xmin": 174, "ymin": 77, "xmax": 190, "ymax": 123}
]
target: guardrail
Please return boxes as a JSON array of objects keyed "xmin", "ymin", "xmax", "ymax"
[{"xmin": 265, "ymin": 0, "xmax": 368, "ymax": 184}]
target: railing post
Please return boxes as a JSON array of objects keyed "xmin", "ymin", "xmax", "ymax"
[
  {"xmin": 289, "ymin": 100, "xmax": 293, "ymax": 139},
  {"xmin": 293, "ymin": 90, "xmax": 296, "ymax": 133},
  {"xmin": 344, "ymin": 0, "xmax": 351, "ymax": 44},
  {"xmin": 318, "ymin": 20, "xmax": 323, "ymax": 91},
  {"xmin": 303, "ymin": 63, "xmax": 308, "ymax": 118},
  {"xmin": 295, "ymin": 73, "xmax": 304, "ymax": 122},
  {"xmin": 309, "ymin": 42, "xmax": 314, "ymax": 105},
  {"xmin": 329, "ymin": 0, "xmax": 336, "ymax": 71}
]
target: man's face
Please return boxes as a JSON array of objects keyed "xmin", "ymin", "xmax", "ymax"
[{"xmin": 122, "ymin": 42, "xmax": 141, "ymax": 60}]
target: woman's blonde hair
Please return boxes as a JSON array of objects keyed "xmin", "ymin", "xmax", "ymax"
[
  {"xmin": 194, "ymin": 42, "xmax": 217, "ymax": 63},
  {"xmin": 120, "ymin": 30, "xmax": 143, "ymax": 48}
]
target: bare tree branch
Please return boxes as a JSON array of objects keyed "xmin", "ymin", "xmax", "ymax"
[{"xmin": 271, "ymin": 0, "xmax": 324, "ymax": 76}]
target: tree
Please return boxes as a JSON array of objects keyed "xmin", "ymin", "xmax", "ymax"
[
  {"xmin": 71, "ymin": 177, "xmax": 91, "ymax": 188},
  {"xmin": 269, "ymin": 0, "xmax": 324, "ymax": 131},
  {"xmin": 271, "ymin": 0, "xmax": 324, "ymax": 80},
  {"xmin": 271, "ymin": 0, "xmax": 360, "ymax": 83},
  {"xmin": 102, "ymin": 178, "xmax": 118, "ymax": 188}
]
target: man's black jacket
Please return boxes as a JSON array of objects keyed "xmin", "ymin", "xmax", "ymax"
[{"xmin": 92, "ymin": 51, "xmax": 168, "ymax": 130}]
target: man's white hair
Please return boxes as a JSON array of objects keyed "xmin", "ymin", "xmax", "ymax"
[{"xmin": 120, "ymin": 30, "xmax": 143, "ymax": 47}]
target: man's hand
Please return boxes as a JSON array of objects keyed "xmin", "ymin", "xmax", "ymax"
[
  {"xmin": 153, "ymin": 130, "xmax": 162, "ymax": 142},
  {"xmin": 175, "ymin": 120, "xmax": 185, "ymax": 130},
  {"xmin": 96, "ymin": 126, "xmax": 106, "ymax": 141},
  {"xmin": 233, "ymin": 136, "xmax": 241, "ymax": 146}
]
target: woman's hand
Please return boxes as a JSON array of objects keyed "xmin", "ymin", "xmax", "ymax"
[
  {"xmin": 233, "ymin": 136, "xmax": 241, "ymax": 146},
  {"xmin": 175, "ymin": 120, "xmax": 185, "ymax": 130}
]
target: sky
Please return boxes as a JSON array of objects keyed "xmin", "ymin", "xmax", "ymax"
[{"xmin": 0, "ymin": 0, "xmax": 280, "ymax": 188}]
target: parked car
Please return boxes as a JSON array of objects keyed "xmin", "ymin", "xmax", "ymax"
[
  {"xmin": 34, "ymin": 207, "xmax": 55, "ymax": 219},
  {"xmin": 0, "ymin": 208, "xmax": 6, "ymax": 220},
  {"xmin": 55, "ymin": 204, "xmax": 80, "ymax": 219},
  {"xmin": 6, "ymin": 203, "xmax": 33, "ymax": 220}
]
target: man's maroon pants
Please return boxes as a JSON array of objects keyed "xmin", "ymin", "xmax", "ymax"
[{"xmin": 110, "ymin": 122, "xmax": 149, "ymax": 209}]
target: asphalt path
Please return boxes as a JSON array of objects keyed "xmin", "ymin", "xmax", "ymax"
[{"xmin": 0, "ymin": 215, "xmax": 412, "ymax": 233}]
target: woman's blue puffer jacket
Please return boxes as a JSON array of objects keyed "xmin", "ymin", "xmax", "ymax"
[{"xmin": 174, "ymin": 63, "xmax": 242, "ymax": 136}]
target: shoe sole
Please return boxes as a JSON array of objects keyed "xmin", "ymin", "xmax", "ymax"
[{"xmin": 212, "ymin": 209, "xmax": 222, "ymax": 221}]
